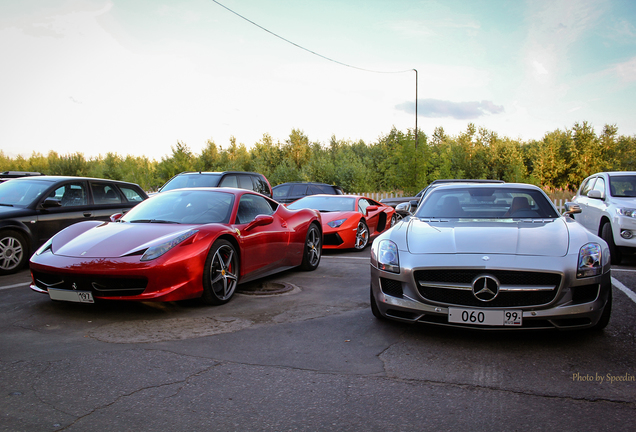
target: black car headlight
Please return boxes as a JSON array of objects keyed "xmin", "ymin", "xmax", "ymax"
[
  {"xmin": 377, "ymin": 240, "xmax": 400, "ymax": 273},
  {"xmin": 577, "ymin": 242, "xmax": 602, "ymax": 278}
]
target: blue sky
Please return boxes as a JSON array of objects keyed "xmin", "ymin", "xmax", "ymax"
[{"xmin": 1, "ymin": 0, "xmax": 635, "ymax": 160}]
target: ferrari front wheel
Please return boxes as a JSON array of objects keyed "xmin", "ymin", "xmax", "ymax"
[
  {"xmin": 300, "ymin": 223, "xmax": 321, "ymax": 271},
  {"xmin": 354, "ymin": 220, "xmax": 369, "ymax": 251},
  {"xmin": 202, "ymin": 239, "xmax": 239, "ymax": 305}
]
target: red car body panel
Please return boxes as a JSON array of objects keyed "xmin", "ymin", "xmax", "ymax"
[{"xmin": 30, "ymin": 188, "xmax": 321, "ymax": 302}]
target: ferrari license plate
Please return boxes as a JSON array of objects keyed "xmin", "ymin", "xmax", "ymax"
[
  {"xmin": 48, "ymin": 288, "xmax": 95, "ymax": 303},
  {"xmin": 448, "ymin": 308, "xmax": 522, "ymax": 326}
]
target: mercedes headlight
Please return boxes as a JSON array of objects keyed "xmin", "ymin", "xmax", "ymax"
[
  {"xmin": 377, "ymin": 240, "xmax": 400, "ymax": 273},
  {"xmin": 327, "ymin": 218, "xmax": 347, "ymax": 228},
  {"xmin": 577, "ymin": 243, "xmax": 602, "ymax": 278},
  {"xmin": 141, "ymin": 229, "xmax": 198, "ymax": 262}
]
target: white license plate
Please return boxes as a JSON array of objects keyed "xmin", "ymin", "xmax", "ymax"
[
  {"xmin": 48, "ymin": 288, "xmax": 95, "ymax": 303},
  {"xmin": 448, "ymin": 307, "xmax": 522, "ymax": 326}
]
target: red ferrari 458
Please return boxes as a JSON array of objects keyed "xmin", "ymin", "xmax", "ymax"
[
  {"xmin": 287, "ymin": 194, "xmax": 396, "ymax": 251},
  {"xmin": 30, "ymin": 188, "xmax": 322, "ymax": 305}
]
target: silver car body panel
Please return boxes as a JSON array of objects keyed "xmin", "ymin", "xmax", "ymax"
[{"xmin": 370, "ymin": 183, "xmax": 612, "ymax": 330}]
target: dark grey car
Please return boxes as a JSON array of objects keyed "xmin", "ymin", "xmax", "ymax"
[
  {"xmin": 159, "ymin": 171, "xmax": 272, "ymax": 198},
  {"xmin": 273, "ymin": 182, "xmax": 343, "ymax": 204},
  {"xmin": 0, "ymin": 176, "xmax": 147, "ymax": 274}
]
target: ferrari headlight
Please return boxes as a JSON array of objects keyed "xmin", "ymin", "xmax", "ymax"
[
  {"xmin": 577, "ymin": 243, "xmax": 602, "ymax": 278},
  {"xmin": 327, "ymin": 218, "xmax": 347, "ymax": 228},
  {"xmin": 617, "ymin": 208, "xmax": 636, "ymax": 218},
  {"xmin": 141, "ymin": 229, "xmax": 198, "ymax": 262},
  {"xmin": 34, "ymin": 238, "xmax": 53, "ymax": 256},
  {"xmin": 377, "ymin": 240, "xmax": 400, "ymax": 273}
]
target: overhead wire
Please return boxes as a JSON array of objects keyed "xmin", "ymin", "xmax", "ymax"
[{"xmin": 210, "ymin": 0, "xmax": 414, "ymax": 75}]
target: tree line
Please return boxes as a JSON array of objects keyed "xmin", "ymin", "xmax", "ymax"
[{"xmin": 1, "ymin": 121, "xmax": 634, "ymax": 194}]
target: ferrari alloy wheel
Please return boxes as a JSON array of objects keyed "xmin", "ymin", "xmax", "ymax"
[
  {"xmin": 354, "ymin": 220, "xmax": 369, "ymax": 251},
  {"xmin": 300, "ymin": 223, "xmax": 321, "ymax": 271},
  {"xmin": 202, "ymin": 239, "xmax": 239, "ymax": 305},
  {"xmin": 0, "ymin": 230, "xmax": 28, "ymax": 275}
]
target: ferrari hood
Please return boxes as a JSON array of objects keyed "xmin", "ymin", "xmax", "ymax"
[
  {"xmin": 405, "ymin": 218, "xmax": 570, "ymax": 257},
  {"xmin": 52, "ymin": 222, "xmax": 198, "ymax": 258}
]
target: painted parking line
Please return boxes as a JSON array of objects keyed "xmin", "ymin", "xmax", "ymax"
[
  {"xmin": 0, "ymin": 281, "xmax": 31, "ymax": 291},
  {"xmin": 612, "ymin": 277, "xmax": 636, "ymax": 304}
]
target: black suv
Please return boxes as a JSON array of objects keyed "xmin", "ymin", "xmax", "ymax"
[
  {"xmin": 272, "ymin": 182, "xmax": 344, "ymax": 204},
  {"xmin": 159, "ymin": 171, "xmax": 272, "ymax": 197},
  {"xmin": 0, "ymin": 176, "xmax": 148, "ymax": 274}
]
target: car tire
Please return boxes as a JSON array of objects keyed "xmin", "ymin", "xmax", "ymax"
[
  {"xmin": 0, "ymin": 230, "xmax": 28, "ymax": 276},
  {"xmin": 370, "ymin": 285, "xmax": 384, "ymax": 320},
  {"xmin": 354, "ymin": 220, "xmax": 369, "ymax": 251},
  {"xmin": 601, "ymin": 223, "xmax": 622, "ymax": 265},
  {"xmin": 592, "ymin": 288, "xmax": 612, "ymax": 331},
  {"xmin": 299, "ymin": 223, "xmax": 321, "ymax": 271},
  {"xmin": 390, "ymin": 214, "xmax": 398, "ymax": 227},
  {"xmin": 201, "ymin": 239, "xmax": 239, "ymax": 305}
]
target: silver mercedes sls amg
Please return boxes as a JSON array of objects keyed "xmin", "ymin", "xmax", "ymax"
[{"xmin": 370, "ymin": 183, "xmax": 612, "ymax": 330}]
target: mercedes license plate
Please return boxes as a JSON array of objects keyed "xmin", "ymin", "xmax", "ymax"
[
  {"xmin": 48, "ymin": 288, "xmax": 95, "ymax": 303},
  {"xmin": 448, "ymin": 307, "xmax": 522, "ymax": 326}
]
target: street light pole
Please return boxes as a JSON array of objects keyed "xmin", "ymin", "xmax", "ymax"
[{"xmin": 414, "ymin": 68, "xmax": 418, "ymax": 149}]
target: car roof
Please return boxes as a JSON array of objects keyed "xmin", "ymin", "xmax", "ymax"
[
  {"xmin": 160, "ymin": 186, "xmax": 270, "ymax": 197},
  {"xmin": 174, "ymin": 171, "xmax": 264, "ymax": 176},
  {"xmin": 9, "ymin": 175, "xmax": 141, "ymax": 186},
  {"xmin": 431, "ymin": 182, "xmax": 543, "ymax": 191},
  {"xmin": 598, "ymin": 171, "xmax": 636, "ymax": 176},
  {"xmin": 274, "ymin": 182, "xmax": 339, "ymax": 187}
]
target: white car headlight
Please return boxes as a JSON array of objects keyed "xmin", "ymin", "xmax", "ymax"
[
  {"xmin": 141, "ymin": 229, "xmax": 198, "ymax": 262},
  {"xmin": 577, "ymin": 242, "xmax": 602, "ymax": 278},
  {"xmin": 617, "ymin": 208, "xmax": 636, "ymax": 218},
  {"xmin": 327, "ymin": 218, "xmax": 347, "ymax": 228},
  {"xmin": 377, "ymin": 240, "xmax": 400, "ymax": 273}
]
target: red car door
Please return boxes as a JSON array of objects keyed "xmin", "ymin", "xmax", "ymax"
[
  {"xmin": 358, "ymin": 198, "xmax": 382, "ymax": 235},
  {"xmin": 233, "ymin": 194, "xmax": 290, "ymax": 278}
]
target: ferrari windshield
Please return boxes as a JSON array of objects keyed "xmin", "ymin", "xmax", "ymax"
[
  {"xmin": 608, "ymin": 175, "xmax": 636, "ymax": 197},
  {"xmin": 122, "ymin": 190, "xmax": 235, "ymax": 224},
  {"xmin": 288, "ymin": 196, "xmax": 356, "ymax": 212},
  {"xmin": 0, "ymin": 179, "xmax": 51, "ymax": 207},
  {"xmin": 415, "ymin": 187, "xmax": 559, "ymax": 219}
]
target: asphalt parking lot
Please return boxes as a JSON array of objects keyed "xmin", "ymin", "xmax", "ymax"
[{"xmin": 1, "ymin": 249, "xmax": 635, "ymax": 431}]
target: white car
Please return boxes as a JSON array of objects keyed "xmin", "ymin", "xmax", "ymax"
[{"xmin": 571, "ymin": 171, "xmax": 636, "ymax": 264}]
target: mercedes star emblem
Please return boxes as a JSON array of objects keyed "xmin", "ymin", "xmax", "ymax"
[{"xmin": 472, "ymin": 275, "xmax": 500, "ymax": 302}]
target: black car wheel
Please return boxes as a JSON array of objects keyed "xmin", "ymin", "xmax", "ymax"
[
  {"xmin": 202, "ymin": 239, "xmax": 239, "ymax": 305},
  {"xmin": 601, "ymin": 223, "xmax": 622, "ymax": 265},
  {"xmin": 354, "ymin": 220, "xmax": 369, "ymax": 251},
  {"xmin": 300, "ymin": 223, "xmax": 321, "ymax": 271},
  {"xmin": 0, "ymin": 230, "xmax": 28, "ymax": 275}
]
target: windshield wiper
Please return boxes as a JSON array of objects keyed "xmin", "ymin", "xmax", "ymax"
[
  {"xmin": 0, "ymin": 203, "xmax": 14, "ymax": 207},
  {"xmin": 129, "ymin": 219, "xmax": 178, "ymax": 224}
]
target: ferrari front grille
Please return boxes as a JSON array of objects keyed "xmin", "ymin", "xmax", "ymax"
[
  {"xmin": 31, "ymin": 270, "xmax": 147, "ymax": 297},
  {"xmin": 323, "ymin": 233, "xmax": 344, "ymax": 246}
]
